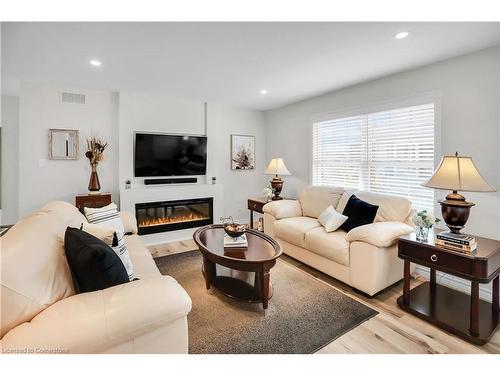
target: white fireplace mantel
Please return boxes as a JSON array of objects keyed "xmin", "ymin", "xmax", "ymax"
[{"xmin": 120, "ymin": 183, "xmax": 224, "ymax": 245}]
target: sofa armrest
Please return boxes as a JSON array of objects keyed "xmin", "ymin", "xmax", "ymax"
[
  {"xmin": 0, "ymin": 276, "xmax": 192, "ymax": 353},
  {"xmin": 262, "ymin": 200, "xmax": 302, "ymax": 219},
  {"xmin": 345, "ymin": 221, "xmax": 414, "ymax": 248},
  {"xmin": 120, "ymin": 211, "xmax": 138, "ymax": 234}
]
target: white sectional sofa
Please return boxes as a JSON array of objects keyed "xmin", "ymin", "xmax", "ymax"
[
  {"xmin": 0, "ymin": 201, "xmax": 192, "ymax": 354},
  {"xmin": 263, "ymin": 186, "xmax": 416, "ymax": 296}
]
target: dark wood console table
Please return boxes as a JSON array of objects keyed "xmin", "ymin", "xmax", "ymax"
[{"xmin": 397, "ymin": 230, "xmax": 500, "ymax": 345}]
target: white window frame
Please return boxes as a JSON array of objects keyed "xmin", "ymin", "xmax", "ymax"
[{"xmin": 309, "ymin": 92, "xmax": 442, "ymax": 213}]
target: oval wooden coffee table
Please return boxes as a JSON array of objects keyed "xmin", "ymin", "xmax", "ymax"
[{"xmin": 193, "ymin": 224, "xmax": 282, "ymax": 314}]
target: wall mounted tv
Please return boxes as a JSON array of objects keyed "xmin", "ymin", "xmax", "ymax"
[{"xmin": 134, "ymin": 133, "xmax": 207, "ymax": 177}]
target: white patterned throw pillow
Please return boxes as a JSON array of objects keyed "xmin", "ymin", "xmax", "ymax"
[
  {"xmin": 318, "ymin": 205, "xmax": 348, "ymax": 233},
  {"xmin": 84, "ymin": 203, "xmax": 134, "ymax": 280}
]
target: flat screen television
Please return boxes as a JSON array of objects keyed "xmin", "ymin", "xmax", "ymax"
[{"xmin": 134, "ymin": 133, "xmax": 207, "ymax": 177}]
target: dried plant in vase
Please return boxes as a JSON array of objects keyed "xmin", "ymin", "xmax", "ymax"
[{"xmin": 85, "ymin": 135, "xmax": 108, "ymax": 193}]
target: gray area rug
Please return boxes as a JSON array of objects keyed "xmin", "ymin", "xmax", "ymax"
[{"xmin": 155, "ymin": 250, "xmax": 377, "ymax": 354}]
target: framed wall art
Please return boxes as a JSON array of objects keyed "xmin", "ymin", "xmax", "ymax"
[{"xmin": 231, "ymin": 134, "xmax": 255, "ymax": 170}]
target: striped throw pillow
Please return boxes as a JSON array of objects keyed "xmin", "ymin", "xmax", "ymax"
[{"xmin": 84, "ymin": 203, "xmax": 134, "ymax": 280}]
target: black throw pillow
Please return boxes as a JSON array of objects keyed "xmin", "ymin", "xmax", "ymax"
[
  {"xmin": 339, "ymin": 195, "xmax": 379, "ymax": 232},
  {"xmin": 64, "ymin": 227, "xmax": 129, "ymax": 293}
]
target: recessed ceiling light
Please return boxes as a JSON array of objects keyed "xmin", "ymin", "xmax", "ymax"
[
  {"xmin": 90, "ymin": 60, "xmax": 102, "ymax": 67},
  {"xmin": 260, "ymin": 89, "xmax": 268, "ymax": 95},
  {"xmin": 395, "ymin": 31, "xmax": 410, "ymax": 40}
]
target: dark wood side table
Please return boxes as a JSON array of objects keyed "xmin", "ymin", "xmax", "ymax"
[
  {"xmin": 397, "ymin": 229, "xmax": 500, "ymax": 345},
  {"xmin": 75, "ymin": 193, "xmax": 112, "ymax": 213},
  {"xmin": 247, "ymin": 197, "xmax": 270, "ymax": 230}
]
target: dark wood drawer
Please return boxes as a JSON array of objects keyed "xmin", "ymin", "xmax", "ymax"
[
  {"xmin": 399, "ymin": 240, "xmax": 473, "ymax": 277},
  {"xmin": 248, "ymin": 200, "xmax": 265, "ymax": 213}
]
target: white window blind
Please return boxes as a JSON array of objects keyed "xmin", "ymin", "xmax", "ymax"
[{"xmin": 312, "ymin": 103, "xmax": 435, "ymax": 212}]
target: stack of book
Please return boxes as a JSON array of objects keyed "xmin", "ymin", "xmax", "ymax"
[
  {"xmin": 435, "ymin": 232, "xmax": 477, "ymax": 253},
  {"xmin": 224, "ymin": 233, "xmax": 248, "ymax": 249}
]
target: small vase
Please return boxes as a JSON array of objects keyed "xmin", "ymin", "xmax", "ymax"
[
  {"xmin": 416, "ymin": 225, "xmax": 430, "ymax": 243},
  {"xmin": 88, "ymin": 163, "xmax": 101, "ymax": 193}
]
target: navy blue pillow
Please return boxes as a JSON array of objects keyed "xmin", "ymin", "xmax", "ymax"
[
  {"xmin": 64, "ymin": 227, "xmax": 129, "ymax": 293},
  {"xmin": 339, "ymin": 195, "xmax": 379, "ymax": 232}
]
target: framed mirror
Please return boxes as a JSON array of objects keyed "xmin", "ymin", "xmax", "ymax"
[{"xmin": 48, "ymin": 129, "xmax": 79, "ymax": 160}]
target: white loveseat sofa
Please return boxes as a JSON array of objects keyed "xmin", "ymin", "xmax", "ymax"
[
  {"xmin": 0, "ymin": 201, "xmax": 192, "ymax": 354},
  {"xmin": 263, "ymin": 186, "xmax": 416, "ymax": 296}
]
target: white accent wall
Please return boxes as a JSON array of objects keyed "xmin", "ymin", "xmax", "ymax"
[
  {"xmin": 118, "ymin": 92, "xmax": 267, "ymax": 226},
  {"xmin": 264, "ymin": 46, "xmax": 500, "ymax": 241},
  {"xmin": 117, "ymin": 92, "xmax": 207, "ymax": 187}
]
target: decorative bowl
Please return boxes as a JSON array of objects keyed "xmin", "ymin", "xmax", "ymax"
[{"xmin": 223, "ymin": 223, "xmax": 246, "ymax": 239}]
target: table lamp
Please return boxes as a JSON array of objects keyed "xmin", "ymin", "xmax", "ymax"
[
  {"xmin": 423, "ymin": 152, "xmax": 495, "ymax": 234},
  {"xmin": 265, "ymin": 158, "xmax": 291, "ymax": 200}
]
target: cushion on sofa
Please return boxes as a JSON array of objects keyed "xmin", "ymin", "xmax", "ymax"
[
  {"xmin": 335, "ymin": 190, "xmax": 356, "ymax": 213},
  {"xmin": 274, "ymin": 216, "xmax": 321, "ymax": 247},
  {"xmin": 84, "ymin": 203, "xmax": 134, "ymax": 280},
  {"xmin": 64, "ymin": 227, "xmax": 130, "ymax": 293},
  {"xmin": 352, "ymin": 191, "xmax": 412, "ymax": 223},
  {"xmin": 0, "ymin": 201, "xmax": 86, "ymax": 338},
  {"xmin": 305, "ymin": 227, "xmax": 350, "ymax": 266},
  {"xmin": 336, "ymin": 190, "xmax": 412, "ymax": 224},
  {"xmin": 345, "ymin": 221, "xmax": 414, "ymax": 248},
  {"xmin": 339, "ymin": 195, "xmax": 378, "ymax": 232},
  {"xmin": 81, "ymin": 222, "xmax": 116, "ymax": 246},
  {"xmin": 299, "ymin": 186, "xmax": 345, "ymax": 218},
  {"xmin": 317, "ymin": 205, "xmax": 348, "ymax": 232}
]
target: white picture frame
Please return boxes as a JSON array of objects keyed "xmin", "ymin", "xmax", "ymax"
[{"xmin": 231, "ymin": 134, "xmax": 255, "ymax": 170}]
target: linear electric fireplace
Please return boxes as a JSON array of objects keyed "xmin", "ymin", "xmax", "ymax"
[{"xmin": 135, "ymin": 197, "xmax": 213, "ymax": 235}]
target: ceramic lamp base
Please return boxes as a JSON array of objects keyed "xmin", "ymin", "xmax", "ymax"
[
  {"xmin": 440, "ymin": 191, "xmax": 475, "ymax": 234},
  {"xmin": 270, "ymin": 178, "xmax": 284, "ymax": 200}
]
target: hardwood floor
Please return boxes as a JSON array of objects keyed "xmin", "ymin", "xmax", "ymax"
[{"xmin": 149, "ymin": 240, "xmax": 500, "ymax": 354}]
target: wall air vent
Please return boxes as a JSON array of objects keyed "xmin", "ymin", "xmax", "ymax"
[{"xmin": 61, "ymin": 91, "xmax": 86, "ymax": 105}]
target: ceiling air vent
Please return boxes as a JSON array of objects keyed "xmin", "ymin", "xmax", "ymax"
[{"xmin": 61, "ymin": 91, "xmax": 86, "ymax": 105}]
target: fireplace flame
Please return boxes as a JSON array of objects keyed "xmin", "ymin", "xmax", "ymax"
[{"xmin": 139, "ymin": 212, "xmax": 209, "ymax": 228}]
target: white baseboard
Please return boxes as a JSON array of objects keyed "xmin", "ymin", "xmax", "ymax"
[{"xmin": 414, "ymin": 265, "xmax": 493, "ymax": 301}]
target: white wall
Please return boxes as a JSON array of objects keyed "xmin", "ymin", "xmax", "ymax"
[
  {"xmin": 118, "ymin": 92, "xmax": 267, "ymax": 223},
  {"xmin": 207, "ymin": 103, "xmax": 267, "ymax": 221},
  {"xmin": 264, "ymin": 46, "xmax": 500, "ymax": 240},
  {"xmin": 1, "ymin": 95, "xmax": 19, "ymax": 224},
  {"xmin": 18, "ymin": 83, "xmax": 119, "ymax": 217},
  {"xmin": 118, "ymin": 92, "xmax": 207, "ymax": 187}
]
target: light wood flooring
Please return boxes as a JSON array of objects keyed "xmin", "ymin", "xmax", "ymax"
[{"xmin": 148, "ymin": 239, "xmax": 500, "ymax": 354}]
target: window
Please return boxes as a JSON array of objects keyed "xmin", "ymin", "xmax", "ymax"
[{"xmin": 312, "ymin": 103, "xmax": 435, "ymax": 212}]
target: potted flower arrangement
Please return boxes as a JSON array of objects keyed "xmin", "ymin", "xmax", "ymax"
[
  {"xmin": 262, "ymin": 184, "xmax": 275, "ymax": 202},
  {"xmin": 85, "ymin": 135, "xmax": 108, "ymax": 194},
  {"xmin": 413, "ymin": 210, "xmax": 440, "ymax": 242}
]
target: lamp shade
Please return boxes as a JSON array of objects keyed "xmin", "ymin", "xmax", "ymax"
[
  {"xmin": 265, "ymin": 158, "xmax": 291, "ymax": 176},
  {"xmin": 423, "ymin": 154, "xmax": 495, "ymax": 192}
]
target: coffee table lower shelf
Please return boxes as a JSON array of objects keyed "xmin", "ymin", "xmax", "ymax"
[
  {"xmin": 397, "ymin": 282, "xmax": 499, "ymax": 345},
  {"xmin": 210, "ymin": 275, "xmax": 274, "ymax": 303}
]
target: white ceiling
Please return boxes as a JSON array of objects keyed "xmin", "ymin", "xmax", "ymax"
[{"xmin": 2, "ymin": 22, "xmax": 499, "ymax": 110}]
